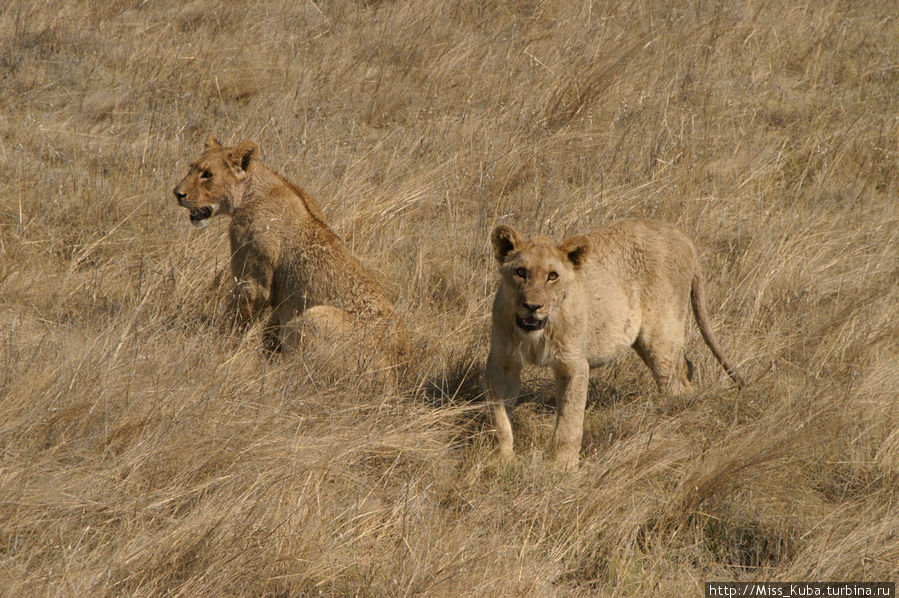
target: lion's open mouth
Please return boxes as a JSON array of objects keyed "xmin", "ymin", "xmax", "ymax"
[
  {"xmin": 516, "ymin": 314, "xmax": 546, "ymax": 332},
  {"xmin": 189, "ymin": 206, "xmax": 213, "ymax": 224}
]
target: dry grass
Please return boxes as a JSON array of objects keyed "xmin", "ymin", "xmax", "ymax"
[{"xmin": 1, "ymin": 0, "xmax": 897, "ymax": 595}]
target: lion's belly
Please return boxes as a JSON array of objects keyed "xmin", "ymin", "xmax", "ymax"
[{"xmin": 584, "ymin": 283, "xmax": 642, "ymax": 368}]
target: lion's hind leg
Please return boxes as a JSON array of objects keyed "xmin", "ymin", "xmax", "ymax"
[
  {"xmin": 281, "ymin": 305, "xmax": 393, "ymax": 384},
  {"xmin": 632, "ymin": 319, "xmax": 692, "ymax": 395}
]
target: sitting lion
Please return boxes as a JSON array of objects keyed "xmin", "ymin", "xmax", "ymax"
[
  {"xmin": 486, "ymin": 219, "xmax": 744, "ymax": 468},
  {"xmin": 173, "ymin": 136, "xmax": 408, "ymax": 378}
]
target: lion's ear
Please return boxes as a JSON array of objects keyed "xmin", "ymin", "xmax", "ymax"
[
  {"xmin": 204, "ymin": 134, "xmax": 223, "ymax": 151},
  {"xmin": 491, "ymin": 225, "xmax": 522, "ymax": 263},
  {"xmin": 559, "ymin": 235, "xmax": 591, "ymax": 269},
  {"xmin": 229, "ymin": 140, "xmax": 259, "ymax": 174}
]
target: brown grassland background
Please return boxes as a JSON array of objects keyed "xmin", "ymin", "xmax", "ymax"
[{"xmin": 1, "ymin": 0, "xmax": 897, "ymax": 595}]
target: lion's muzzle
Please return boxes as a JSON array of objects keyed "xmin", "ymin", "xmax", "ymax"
[
  {"xmin": 174, "ymin": 188, "xmax": 215, "ymax": 226},
  {"xmin": 515, "ymin": 314, "xmax": 546, "ymax": 332}
]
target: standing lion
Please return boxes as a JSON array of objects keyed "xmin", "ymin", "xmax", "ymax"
[
  {"xmin": 486, "ymin": 219, "xmax": 744, "ymax": 468},
  {"xmin": 173, "ymin": 136, "xmax": 408, "ymax": 378}
]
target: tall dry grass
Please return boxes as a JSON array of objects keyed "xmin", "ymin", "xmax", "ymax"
[{"xmin": 0, "ymin": 0, "xmax": 896, "ymax": 595}]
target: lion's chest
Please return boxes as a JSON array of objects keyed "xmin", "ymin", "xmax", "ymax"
[{"xmin": 514, "ymin": 330, "xmax": 555, "ymax": 367}]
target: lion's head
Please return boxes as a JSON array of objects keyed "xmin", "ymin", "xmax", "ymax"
[
  {"xmin": 173, "ymin": 135, "xmax": 259, "ymax": 227},
  {"xmin": 491, "ymin": 224, "xmax": 591, "ymax": 333}
]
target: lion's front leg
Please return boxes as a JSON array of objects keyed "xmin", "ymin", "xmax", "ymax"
[
  {"xmin": 550, "ymin": 359, "xmax": 590, "ymax": 469},
  {"xmin": 230, "ymin": 277, "xmax": 270, "ymax": 327},
  {"xmin": 486, "ymin": 348, "xmax": 522, "ymax": 461},
  {"xmin": 228, "ymin": 234, "xmax": 275, "ymax": 329}
]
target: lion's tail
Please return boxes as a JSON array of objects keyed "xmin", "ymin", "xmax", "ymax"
[{"xmin": 690, "ymin": 273, "xmax": 745, "ymax": 388}]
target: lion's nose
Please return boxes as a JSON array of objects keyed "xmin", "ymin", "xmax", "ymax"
[
  {"xmin": 522, "ymin": 301, "xmax": 543, "ymax": 313},
  {"xmin": 174, "ymin": 189, "xmax": 186, "ymax": 203}
]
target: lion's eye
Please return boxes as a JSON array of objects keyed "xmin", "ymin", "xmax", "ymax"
[
  {"xmin": 200, "ymin": 170, "xmax": 212, "ymax": 180},
  {"xmin": 547, "ymin": 271, "xmax": 558, "ymax": 281},
  {"xmin": 514, "ymin": 267, "xmax": 527, "ymax": 279}
]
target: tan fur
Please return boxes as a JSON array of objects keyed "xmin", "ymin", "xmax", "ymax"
[
  {"xmin": 173, "ymin": 136, "xmax": 408, "ymax": 377},
  {"xmin": 486, "ymin": 219, "xmax": 744, "ymax": 468}
]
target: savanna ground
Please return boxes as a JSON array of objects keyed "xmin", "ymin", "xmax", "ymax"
[{"xmin": 1, "ymin": 1, "xmax": 897, "ymax": 595}]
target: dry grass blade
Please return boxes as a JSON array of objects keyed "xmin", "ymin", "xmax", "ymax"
[{"xmin": 0, "ymin": 0, "xmax": 896, "ymax": 595}]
